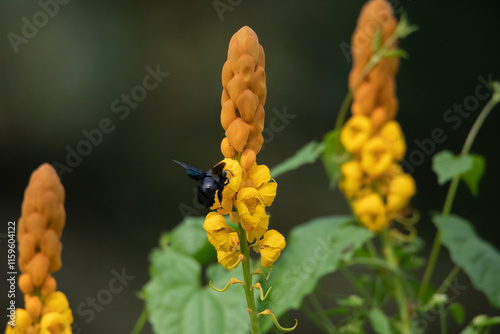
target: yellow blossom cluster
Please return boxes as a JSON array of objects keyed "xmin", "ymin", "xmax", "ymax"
[
  {"xmin": 6, "ymin": 164, "xmax": 73, "ymax": 334},
  {"xmin": 339, "ymin": 0, "xmax": 416, "ymax": 232},
  {"xmin": 204, "ymin": 26, "xmax": 285, "ymax": 271}
]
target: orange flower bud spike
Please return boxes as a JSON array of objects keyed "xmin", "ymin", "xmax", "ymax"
[
  {"xmin": 10, "ymin": 163, "xmax": 73, "ymax": 333},
  {"xmin": 207, "ymin": 26, "xmax": 287, "ymax": 334},
  {"xmin": 257, "ymin": 309, "xmax": 298, "ymax": 332}
]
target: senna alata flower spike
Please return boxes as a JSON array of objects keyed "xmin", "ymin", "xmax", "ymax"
[
  {"xmin": 337, "ymin": 0, "xmax": 416, "ymax": 233},
  {"xmin": 258, "ymin": 309, "xmax": 298, "ymax": 332},
  {"xmin": 6, "ymin": 163, "xmax": 73, "ymax": 334}
]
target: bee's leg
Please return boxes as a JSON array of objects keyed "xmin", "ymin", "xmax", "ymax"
[{"xmin": 217, "ymin": 187, "xmax": 223, "ymax": 204}]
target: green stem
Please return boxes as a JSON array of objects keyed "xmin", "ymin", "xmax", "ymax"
[
  {"xmin": 308, "ymin": 293, "xmax": 337, "ymax": 334},
  {"xmin": 300, "ymin": 302, "xmax": 326, "ymax": 332},
  {"xmin": 439, "ymin": 305, "xmax": 447, "ymax": 334},
  {"xmin": 334, "ymin": 90, "xmax": 353, "ymax": 131},
  {"xmin": 382, "ymin": 229, "xmax": 410, "ymax": 334},
  {"xmin": 238, "ymin": 224, "xmax": 260, "ymax": 334},
  {"xmin": 436, "ymin": 265, "xmax": 461, "ymax": 295},
  {"xmin": 347, "ymin": 257, "xmax": 402, "ymax": 277},
  {"xmin": 339, "ymin": 266, "xmax": 370, "ymax": 300},
  {"xmin": 131, "ymin": 308, "xmax": 148, "ymax": 334},
  {"xmin": 366, "ymin": 239, "xmax": 379, "ymax": 258},
  {"xmin": 418, "ymin": 94, "xmax": 500, "ymax": 302}
]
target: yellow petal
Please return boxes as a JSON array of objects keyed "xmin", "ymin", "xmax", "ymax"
[
  {"xmin": 246, "ymin": 209, "xmax": 269, "ymax": 243},
  {"xmin": 340, "ymin": 115, "xmax": 372, "ymax": 153},
  {"xmin": 248, "ymin": 164, "xmax": 271, "ymax": 188},
  {"xmin": 43, "ymin": 291, "xmax": 69, "ymax": 314},
  {"xmin": 220, "ymin": 158, "xmax": 243, "ymax": 199},
  {"xmin": 203, "ymin": 212, "xmax": 232, "ymax": 251},
  {"xmin": 258, "ymin": 230, "xmax": 286, "ymax": 267},
  {"xmin": 258, "ymin": 181, "xmax": 277, "ymax": 206},
  {"xmin": 40, "ymin": 312, "xmax": 71, "ymax": 334},
  {"xmin": 386, "ymin": 174, "xmax": 416, "ymax": 212},
  {"xmin": 261, "ymin": 230, "xmax": 286, "ymax": 249},
  {"xmin": 353, "ymin": 193, "xmax": 387, "ymax": 232},
  {"xmin": 5, "ymin": 309, "xmax": 32, "ymax": 334},
  {"xmin": 361, "ymin": 137, "xmax": 393, "ymax": 178},
  {"xmin": 380, "ymin": 120, "xmax": 406, "ymax": 160}
]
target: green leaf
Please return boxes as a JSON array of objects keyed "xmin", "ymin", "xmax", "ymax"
[
  {"xmin": 143, "ymin": 247, "xmax": 248, "ymax": 334},
  {"xmin": 396, "ymin": 12, "xmax": 419, "ymax": 39},
  {"xmin": 473, "ymin": 315, "xmax": 500, "ymax": 327},
  {"xmin": 270, "ymin": 141, "xmax": 324, "ymax": 178},
  {"xmin": 369, "ymin": 307, "xmax": 393, "ymax": 334},
  {"xmin": 433, "ymin": 214, "xmax": 500, "ymax": 308},
  {"xmin": 461, "ymin": 154, "xmax": 486, "ymax": 196},
  {"xmin": 461, "ymin": 315, "xmax": 500, "ymax": 333},
  {"xmin": 372, "ymin": 29, "xmax": 382, "ymax": 52},
  {"xmin": 460, "ymin": 326, "xmax": 477, "ymax": 334},
  {"xmin": 449, "ymin": 302, "xmax": 465, "ymax": 325},
  {"xmin": 322, "ymin": 129, "xmax": 351, "ymax": 187},
  {"xmin": 260, "ymin": 216, "xmax": 373, "ymax": 332},
  {"xmin": 432, "ymin": 150, "xmax": 473, "ymax": 185},
  {"xmin": 169, "ymin": 216, "xmax": 216, "ymax": 265},
  {"xmin": 383, "ymin": 48, "xmax": 409, "ymax": 59}
]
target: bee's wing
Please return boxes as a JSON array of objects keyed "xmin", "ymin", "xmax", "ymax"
[
  {"xmin": 172, "ymin": 160, "xmax": 205, "ymax": 181},
  {"xmin": 211, "ymin": 162, "xmax": 226, "ymax": 177}
]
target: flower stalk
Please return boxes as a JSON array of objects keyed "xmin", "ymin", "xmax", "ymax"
[
  {"xmin": 238, "ymin": 224, "xmax": 261, "ymax": 334},
  {"xmin": 382, "ymin": 229, "xmax": 410, "ymax": 334},
  {"xmin": 419, "ymin": 83, "xmax": 500, "ymax": 301}
]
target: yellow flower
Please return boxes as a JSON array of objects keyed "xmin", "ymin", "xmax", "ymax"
[
  {"xmin": 210, "ymin": 158, "xmax": 243, "ymax": 213},
  {"xmin": 353, "ymin": 193, "xmax": 387, "ymax": 232},
  {"xmin": 216, "ymin": 232, "xmax": 242, "ymax": 271},
  {"xmin": 340, "ymin": 160, "xmax": 364, "ymax": 198},
  {"xmin": 43, "ymin": 291, "xmax": 69, "ymax": 314},
  {"xmin": 380, "ymin": 120, "xmax": 406, "ymax": 160},
  {"xmin": 340, "ymin": 115, "xmax": 372, "ymax": 153},
  {"xmin": 203, "ymin": 212, "xmax": 232, "ymax": 251},
  {"xmin": 5, "ymin": 309, "xmax": 32, "ymax": 334},
  {"xmin": 386, "ymin": 173, "xmax": 416, "ymax": 212},
  {"xmin": 361, "ymin": 137, "xmax": 393, "ymax": 178},
  {"xmin": 236, "ymin": 187, "xmax": 267, "ymax": 232},
  {"xmin": 256, "ymin": 230, "xmax": 286, "ymax": 268},
  {"xmin": 247, "ymin": 164, "xmax": 277, "ymax": 206},
  {"xmin": 246, "ymin": 210, "xmax": 269, "ymax": 243},
  {"xmin": 40, "ymin": 312, "xmax": 71, "ymax": 334}
]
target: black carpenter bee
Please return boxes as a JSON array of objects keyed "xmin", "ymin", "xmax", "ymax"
[{"xmin": 173, "ymin": 160, "xmax": 229, "ymax": 208}]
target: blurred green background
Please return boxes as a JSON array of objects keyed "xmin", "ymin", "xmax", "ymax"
[{"xmin": 1, "ymin": 0, "xmax": 499, "ymax": 333}]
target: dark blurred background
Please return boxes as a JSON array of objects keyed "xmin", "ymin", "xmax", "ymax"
[{"xmin": 1, "ymin": 0, "xmax": 499, "ymax": 333}]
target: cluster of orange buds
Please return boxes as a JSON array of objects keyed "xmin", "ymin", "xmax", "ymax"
[
  {"xmin": 6, "ymin": 163, "xmax": 73, "ymax": 334},
  {"xmin": 339, "ymin": 0, "xmax": 416, "ymax": 232},
  {"xmin": 220, "ymin": 26, "xmax": 266, "ymax": 171},
  {"xmin": 204, "ymin": 26, "xmax": 285, "ymax": 271}
]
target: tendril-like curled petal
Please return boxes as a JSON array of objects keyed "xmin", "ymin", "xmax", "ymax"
[
  {"xmin": 208, "ymin": 277, "xmax": 244, "ymax": 292},
  {"xmin": 250, "ymin": 282, "xmax": 272, "ymax": 301},
  {"xmin": 224, "ymin": 253, "xmax": 244, "ymax": 270},
  {"xmin": 251, "ymin": 267, "xmax": 273, "ymax": 280},
  {"xmin": 257, "ymin": 309, "xmax": 298, "ymax": 332}
]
